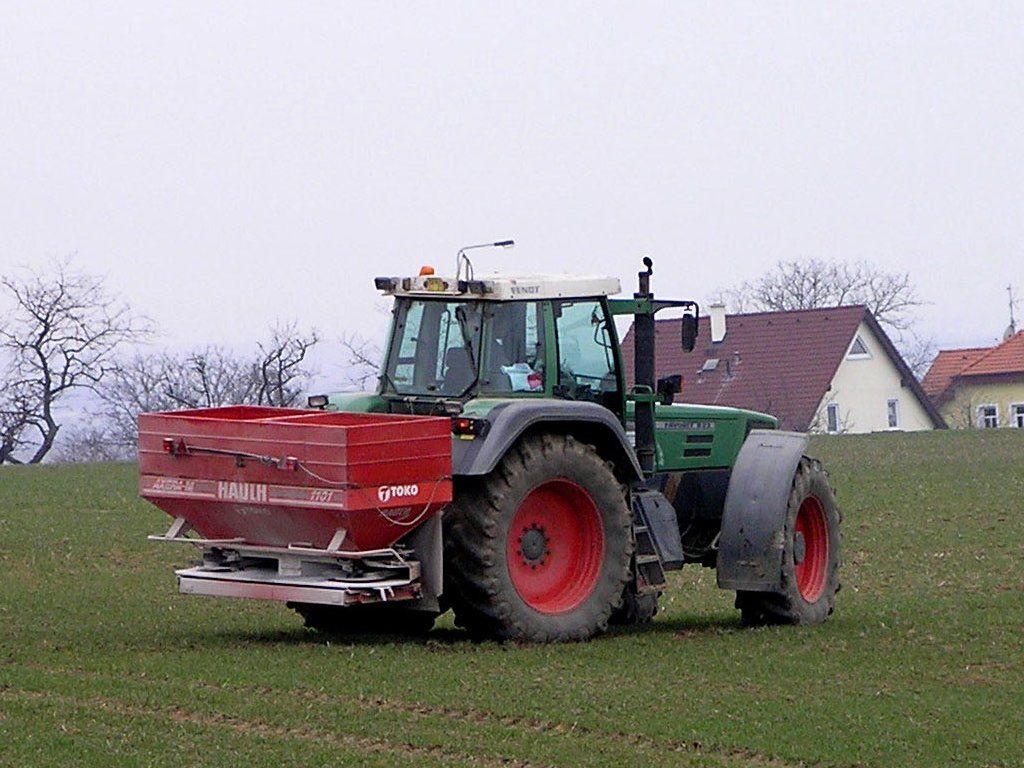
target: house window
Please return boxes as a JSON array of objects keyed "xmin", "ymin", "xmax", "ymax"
[
  {"xmin": 847, "ymin": 335, "xmax": 871, "ymax": 359},
  {"xmin": 826, "ymin": 403, "xmax": 840, "ymax": 433},
  {"xmin": 977, "ymin": 404, "xmax": 998, "ymax": 429},
  {"xmin": 1012, "ymin": 404, "xmax": 1024, "ymax": 428},
  {"xmin": 887, "ymin": 399, "xmax": 900, "ymax": 429}
]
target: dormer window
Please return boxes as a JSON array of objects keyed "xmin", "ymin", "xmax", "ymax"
[{"xmin": 847, "ymin": 335, "xmax": 871, "ymax": 359}]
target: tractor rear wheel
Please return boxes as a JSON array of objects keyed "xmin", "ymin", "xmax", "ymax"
[
  {"xmin": 289, "ymin": 602, "xmax": 437, "ymax": 636},
  {"xmin": 443, "ymin": 434, "xmax": 633, "ymax": 642},
  {"xmin": 735, "ymin": 457, "xmax": 841, "ymax": 625}
]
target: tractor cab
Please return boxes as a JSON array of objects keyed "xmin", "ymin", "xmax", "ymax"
[{"xmin": 374, "ymin": 272, "xmax": 628, "ymax": 416}]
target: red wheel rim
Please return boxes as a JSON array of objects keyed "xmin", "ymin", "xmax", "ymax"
[
  {"xmin": 794, "ymin": 496, "xmax": 829, "ymax": 603},
  {"xmin": 505, "ymin": 479, "xmax": 605, "ymax": 614}
]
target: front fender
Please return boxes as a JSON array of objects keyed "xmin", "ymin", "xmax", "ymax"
[{"xmin": 716, "ymin": 430, "xmax": 809, "ymax": 591}]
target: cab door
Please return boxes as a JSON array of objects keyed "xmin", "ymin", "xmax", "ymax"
[{"xmin": 552, "ymin": 298, "xmax": 623, "ymax": 417}]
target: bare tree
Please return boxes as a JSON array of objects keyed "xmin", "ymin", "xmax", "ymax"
[
  {"xmin": 90, "ymin": 352, "xmax": 196, "ymax": 454},
  {"xmin": 0, "ymin": 381, "xmax": 41, "ymax": 463},
  {"xmin": 50, "ymin": 424, "xmax": 129, "ymax": 464},
  {"xmin": 162, "ymin": 346, "xmax": 263, "ymax": 408},
  {"xmin": 93, "ymin": 324, "xmax": 319, "ymax": 453},
  {"xmin": 897, "ymin": 330, "xmax": 938, "ymax": 381},
  {"xmin": 0, "ymin": 258, "xmax": 147, "ymax": 464},
  {"xmin": 718, "ymin": 258, "xmax": 931, "ymax": 379},
  {"xmin": 335, "ymin": 297, "xmax": 390, "ymax": 391},
  {"xmin": 255, "ymin": 322, "xmax": 320, "ymax": 406},
  {"xmin": 339, "ymin": 331, "xmax": 381, "ymax": 390},
  {"xmin": 718, "ymin": 259, "xmax": 923, "ymax": 332}
]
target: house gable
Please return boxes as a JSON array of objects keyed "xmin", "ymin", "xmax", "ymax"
[
  {"xmin": 815, "ymin": 320, "xmax": 935, "ymax": 433},
  {"xmin": 922, "ymin": 347, "xmax": 991, "ymax": 403},
  {"xmin": 924, "ymin": 331, "xmax": 1024, "ymax": 428}
]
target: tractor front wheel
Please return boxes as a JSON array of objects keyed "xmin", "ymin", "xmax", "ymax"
[
  {"xmin": 443, "ymin": 434, "xmax": 633, "ymax": 642},
  {"xmin": 735, "ymin": 457, "xmax": 841, "ymax": 625}
]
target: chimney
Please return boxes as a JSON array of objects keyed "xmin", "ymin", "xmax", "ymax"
[{"xmin": 710, "ymin": 303, "xmax": 727, "ymax": 343}]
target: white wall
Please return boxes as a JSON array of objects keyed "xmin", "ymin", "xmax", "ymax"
[{"xmin": 812, "ymin": 322, "xmax": 934, "ymax": 434}]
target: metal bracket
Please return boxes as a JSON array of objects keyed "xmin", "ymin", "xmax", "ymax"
[
  {"xmin": 326, "ymin": 528, "xmax": 347, "ymax": 552},
  {"xmin": 163, "ymin": 517, "xmax": 191, "ymax": 539},
  {"xmin": 148, "ymin": 517, "xmax": 245, "ymax": 546}
]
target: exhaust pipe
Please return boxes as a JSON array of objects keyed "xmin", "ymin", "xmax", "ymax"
[{"xmin": 634, "ymin": 257, "xmax": 656, "ymax": 475}]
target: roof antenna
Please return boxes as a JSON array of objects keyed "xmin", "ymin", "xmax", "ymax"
[
  {"xmin": 456, "ymin": 240, "xmax": 515, "ymax": 283},
  {"xmin": 1005, "ymin": 284, "xmax": 1018, "ymax": 341}
]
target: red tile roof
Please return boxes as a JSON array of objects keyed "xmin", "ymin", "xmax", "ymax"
[
  {"xmin": 922, "ymin": 331, "xmax": 1024, "ymax": 403},
  {"xmin": 621, "ymin": 305, "xmax": 945, "ymax": 431},
  {"xmin": 960, "ymin": 331, "xmax": 1024, "ymax": 376},
  {"xmin": 921, "ymin": 348, "xmax": 990, "ymax": 399}
]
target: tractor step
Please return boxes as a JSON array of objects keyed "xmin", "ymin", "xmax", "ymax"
[
  {"xmin": 630, "ymin": 488, "xmax": 688, "ymax": 594},
  {"xmin": 632, "ymin": 524, "xmax": 667, "ymax": 592},
  {"xmin": 632, "ymin": 489, "xmax": 685, "ymax": 570}
]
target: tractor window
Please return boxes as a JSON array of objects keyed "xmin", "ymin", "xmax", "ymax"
[
  {"xmin": 384, "ymin": 299, "xmax": 483, "ymax": 396},
  {"xmin": 555, "ymin": 300, "xmax": 618, "ymax": 403},
  {"xmin": 392, "ymin": 301, "xmax": 425, "ymax": 386},
  {"xmin": 480, "ymin": 301, "xmax": 546, "ymax": 394}
]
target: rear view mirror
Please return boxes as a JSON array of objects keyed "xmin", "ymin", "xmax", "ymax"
[{"xmin": 681, "ymin": 314, "xmax": 698, "ymax": 352}]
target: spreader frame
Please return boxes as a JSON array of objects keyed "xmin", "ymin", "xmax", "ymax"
[{"xmin": 151, "ymin": 516, "xmax": 422, "ymax": 607}]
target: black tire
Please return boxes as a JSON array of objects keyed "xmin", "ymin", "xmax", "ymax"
[
  {"xmin": 609, "ymin": 581, "xmax": 659, "ymax": 625},
  {"xmin": 735, "ymin": 457, "xmax": 841, "ymax": 626},
  {"xmin": 288, "ymin": 602, "xmax": 437, "ymax": 636},
  {"xmin": 443, "ymin": 433, "xmax": 633, "ymax": 642}
]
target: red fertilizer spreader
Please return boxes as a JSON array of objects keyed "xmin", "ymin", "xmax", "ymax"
[{"xmin": 140, "ymin": 406, "xmax": 452, "ymax": 608}]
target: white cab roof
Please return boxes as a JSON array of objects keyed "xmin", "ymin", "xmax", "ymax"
[{"xmin": 377, "ymin": 273, "xmax": 622, "ymax": 301}]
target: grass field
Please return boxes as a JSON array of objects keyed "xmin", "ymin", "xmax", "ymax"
[{"xmin": 1, "ymin": 430, "xmax": 1022, "ymax": 767}]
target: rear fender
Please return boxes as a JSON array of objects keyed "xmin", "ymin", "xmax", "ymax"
[
  {"xmin": 716, "ymin": 430, "xmax": 809, "ymax": 592},
  {"xmin": 452, "ymin": 400, "xmax": 643, "ymax": 482}
]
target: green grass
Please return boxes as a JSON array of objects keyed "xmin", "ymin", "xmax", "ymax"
[{"xmin": 1, "ymin": 430, "xmax": 1022, "ymax": 767}]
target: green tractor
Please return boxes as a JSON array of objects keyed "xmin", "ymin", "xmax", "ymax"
[
  {"xmin": 143, "ymin": 247, "xmax": 841, "ymax": 642},
  {"xmin": 307, "ymin": 249, "xmax": 842, "ymax": 641}
]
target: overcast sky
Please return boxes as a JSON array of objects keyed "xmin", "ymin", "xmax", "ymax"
[{"xmin": 2, "ymin": 2, "xmax": 1022, "ymax": 389}]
